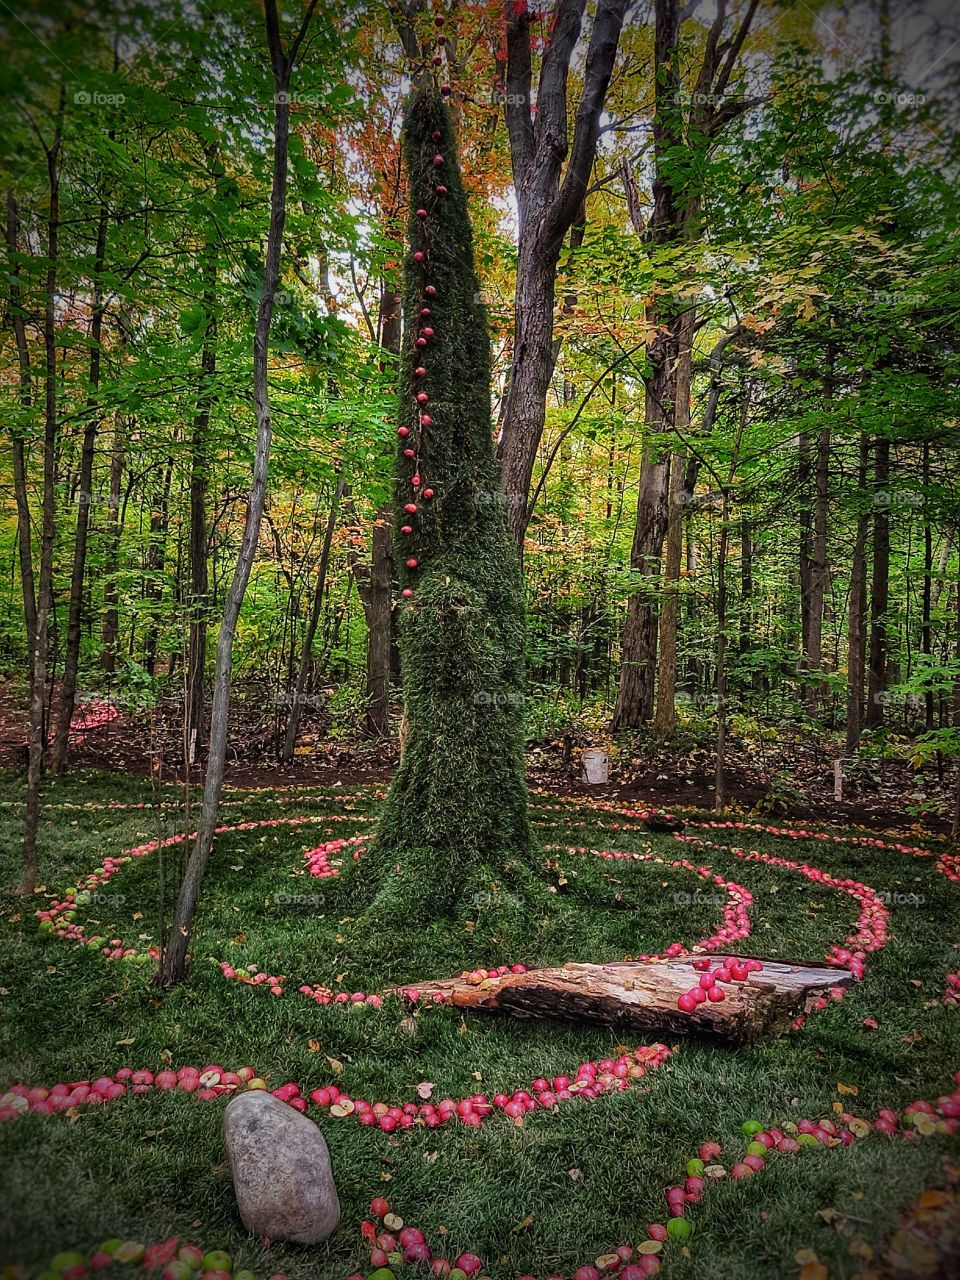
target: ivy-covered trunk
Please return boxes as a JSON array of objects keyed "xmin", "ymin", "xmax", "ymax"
[{"xmin": 363, "ymin": 84, "xmax": 541, "ymax": 925}]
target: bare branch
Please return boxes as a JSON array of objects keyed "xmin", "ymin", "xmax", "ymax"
[
  {"xmin": 503, "ymin": 0, "xmax": 536, "ymax": 187},
  {"xmin": 552, "ymin": 0, "xmax": 631, "ymax": 238}
]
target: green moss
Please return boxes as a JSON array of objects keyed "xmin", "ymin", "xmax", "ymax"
[{"xmin": 361, "ymin": 84, "xmax": 543, "ymax": 922}]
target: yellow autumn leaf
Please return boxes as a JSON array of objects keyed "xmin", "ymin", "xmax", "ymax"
[
  {"xmin": 917, "ymin": 1189, "xmax": 951, "ymax": 1209},
  {"xmin": 799, "ymin": 1263, "xmax": 828, "ymax": 1280},
  {"xmin": 836, "ymin": 1081, "xmax": 859, "ymax": 1095}
]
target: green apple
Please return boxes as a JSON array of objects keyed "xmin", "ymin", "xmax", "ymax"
[
  {"xmin": 50, "ymin": 1252, "xmax": 85, "ymax": 1271},
  {"xmin": 201, "ymin": 1252, "xmax": 232, "ymax": 1272},
  {"xmin": 666, "ymin": 1218, "xmax": 692, "ymax": 1242},
  {"xmin": 114, "ymin": 1242, "xmax": 146, "ymax": 1264},
  {"xmin": 162, "ymin": 1262, "xmax": 195, "ymax": 1280}
]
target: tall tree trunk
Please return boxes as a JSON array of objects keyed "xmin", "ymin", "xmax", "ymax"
[
  {"xmin": 612, "ymin": 0, "xmax": 759, "ymax": 728},
  {"xmin": 803, "ymin": 413, "xmax": 831, "ymax": 716},
  {"xmin": 20, "ymin": 88, "xmax": 65, "ymax": 895},
  {"xmin": 652, "ymin": 310, "xmax": 696, "ymax": 737},
  {"xmin": 612, "ymin": 0, "xmax": 691, "ymax": 731},
  {"xmin": 364, "ymin": 507, "xmax": 394, "ymax": 736},
  {"xmin": 186, "ymin": 239, "xmax": 218, "ymax": 764},
  {"xmin": 954, "ymin": 548, "xmax": 960, "ymax": 840},
  {"xmin": 158, "ymin": 0, "xmax": 313, "ymax": 985},
  {"xmin": 739, "ymin": 516, "xmax": 753, "ymax": 661},
  {"xmin": 714, "ymin": 493, "xmax": 730, "ymax": 812},
  {"xmin": 5, "ymin": 191, "xmax": 38, "ymax": 659},
  {"xmin": 798, "ymin": 430, "xmax": 812, "ymax": 702},
  {"xmin": 100, "ymin": 425, "xmax": 125, "ymax": 672},
  {"xmin": 921, "ymin": 440, "xmax": 933, "ymax": 730},
  {"xmin": 865, "ymin": 435, "xmax": 891, "ymax": 727},
  {"xmin": 360, "ymin": 258, "xmax": 403, "ymax": 739},
  {"xmin": 281, "ymin": 475, "xmax": 344, "ymax": 761},
  {"xmin": 714, "ymin": 386, "xmax": 749, "ymax": 809},
  {"xmin": 497, "ymin": 0, "xmax": 630, "ymax": 550},
  {"xmin": 50, "ymin": 200, "xmax": 110, "ymax": 772},
  {"xmin": 845, "ymin": 435, "xmax": 870, "ymax": 752},
  {"xmin": 499, "ymin": 243, "xmax": 563, "ymax": 546},
  {"xmin": 611, "ymin": 418, "xmax": 671, "ymax": 728},
  {"xmin": 141, "ymin": 457, "xmax": 174, "ymax": 677}
]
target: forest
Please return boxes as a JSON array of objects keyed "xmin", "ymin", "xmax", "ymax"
[
  {"xmin": 2, "ymin": 2, "xmax": 960, "ymax": 1279},
  {"xmin": 3, "ymin": 0, "xmax": 959, "ymax": 821}
]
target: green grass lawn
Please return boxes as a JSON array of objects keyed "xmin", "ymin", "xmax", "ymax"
[{"xmin": 1, "ymin": 769, "xmax": 958, "ymax": 1280}]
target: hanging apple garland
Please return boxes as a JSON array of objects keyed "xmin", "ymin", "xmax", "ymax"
[{"xmin": 392, "ymin": 19, "xmax": 462, "ymax": 610}]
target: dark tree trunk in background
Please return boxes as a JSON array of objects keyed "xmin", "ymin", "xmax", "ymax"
[
  {"xmin": 921, "ymin": 440, "xmax": 933, "ymax": 730},
  {"xmin": 845, "ymin": 435, "xmax": 870, "ymax": 752},
  {"xmin": 798, "ymin": 430, "xmax": 812, "ymax": 698},
  {"xmin": 186, "ymin": 234, "xmax": 219, "ymax": 765},
  {"xmin": 714, "ymin": 495, "xmax": 730, "ymax": 811},
  {"xmin": 954, "ymin": 548, "xmax": 960, "ymax": 838},
  {"xmin": 740, "ymin": 517, "xmax": 753, "ymax": 661},
  {"xmin": 362, "ymin": 261, "xmax": 403, "ymax": 739},
  {"xmin": 714, "ymin": 386, "xmax": 749, "ymax": 810},
  {"xmin": 158, "ymin": 0, "xmax": 315, "ymax": 985},
  {"xmin": 281, "ymin": 476, "xmax": 344, "ymax": 761},
  {"xmin": 611, "ymin": 0, "xmax": 758, "ymax": 729},
  {"xmin": 100, "ymin": 425, "xmax": 126, "ymax": 673},
  {"xmin": 803, "ymin": 416, "xmax": 831, "ymax": 716},
  {"xmin": 653, "ymin": 308, "xmax": 696, "ymax": 738},
  {"xmin": 498, "ymin": 0, "xmax": 629, "ymax": 551},
  {"xmin": 364, "ymin": 509, "xmax": 394, "ymax": 736},
  {"xmin": 21, "ymin": 88, "xmax": 65, "ymax": 895},
  {"xmin": 51, "ymin": 200, "xmax": 109, "ymax": 773},
  {"xmin": 142, "ymin": 458, "xmax": 174, "ymax": 677},
  {"xmin": 5, "ymin": 192, "xmax": 38, "ymax": 660},
  {"xmin": 865, "ymin": 435, "xmax": 891, "ymax": 727}
]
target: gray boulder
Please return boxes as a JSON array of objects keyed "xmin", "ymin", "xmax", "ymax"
[{"xmin": 224, "ymin": 1090, "xmax": 340, "ymax": 1243}]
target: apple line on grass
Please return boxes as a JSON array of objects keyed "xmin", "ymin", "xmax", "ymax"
[
  {"xmin": 18, "ymin": 1072, "xmax": 960, "ymax": 1280},
  {"xmin": 34, "ymin": 795, "xmax": 960, "ymax": 1018},
  {"xmin": 0, "ymin": 1045, "xmax": 671, "ymax": 1130}
]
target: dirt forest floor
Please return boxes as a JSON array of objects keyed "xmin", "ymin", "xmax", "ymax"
[{"xmin": 0, "ymin": 678, "xmax": 954, "ymax": 838}]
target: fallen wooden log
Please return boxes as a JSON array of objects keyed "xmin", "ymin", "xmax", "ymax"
[{"xmin": 390, "ymin": 957, "xmax": 853, "ymax": 1045}]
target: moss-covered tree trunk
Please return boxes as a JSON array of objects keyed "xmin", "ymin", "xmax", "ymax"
[{"xmin": 364, "ymin": 84, "xmax": 542, "ymax": 925}]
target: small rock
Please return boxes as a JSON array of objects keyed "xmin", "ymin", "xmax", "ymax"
[{"xmin": 224, "ymin": 1091, "xmax": 340, "ymax": 1243}]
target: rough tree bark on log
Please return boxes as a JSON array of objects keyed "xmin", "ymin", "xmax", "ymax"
[{"xmin": 391, "ymin": 956, "xmax": 853, "ymax": 1046}]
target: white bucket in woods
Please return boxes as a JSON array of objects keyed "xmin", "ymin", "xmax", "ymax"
[{"xmin": 581, "ymin": 747, "xmax": 609, "ymax": 785}]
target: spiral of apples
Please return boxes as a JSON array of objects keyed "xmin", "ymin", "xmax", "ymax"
[
  {"xmin": 15, "ymin": 1075, "xmax": 960, "ymax": 1280},
  {"xmin": 8, "ymin": 785, "xmax": 960, "ymax": 1280}
]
